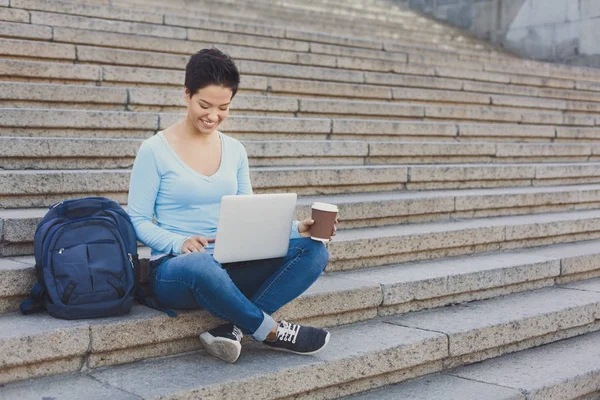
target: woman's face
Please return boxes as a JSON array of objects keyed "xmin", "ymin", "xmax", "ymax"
[{"xmin": 185, "ymin": 85, "xmax": 233, "ymax": 135}]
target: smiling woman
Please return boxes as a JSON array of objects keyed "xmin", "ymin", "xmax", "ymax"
[{"xmin": 127, "ymin": 48, "xmax": 336, "ymax": 365}]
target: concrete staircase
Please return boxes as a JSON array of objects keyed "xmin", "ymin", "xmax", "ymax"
[{"xmin": 2, "ymin": 0, "xmax": 600, "ymax": 398}]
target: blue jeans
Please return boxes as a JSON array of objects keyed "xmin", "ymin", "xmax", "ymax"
[{"xmin": 148, "ymin": 238, "xmax": 329, "ymax": 341}]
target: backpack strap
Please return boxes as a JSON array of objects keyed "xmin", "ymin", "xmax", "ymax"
[
  {"xmin": 130, "ymin": 254, "xmax": 177, "ymax": 318},
  {"xmin": 20, "ymin": 280, "xmax": 46, "ymax": 315}
]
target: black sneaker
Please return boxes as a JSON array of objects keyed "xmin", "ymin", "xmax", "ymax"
[
  {"xmin": 263, "ymin": 320, "xmax": 330, "ymax": 355},
  {"xmin": 199, "ymin": 323, "xmax": 243, "ymax": 363}
]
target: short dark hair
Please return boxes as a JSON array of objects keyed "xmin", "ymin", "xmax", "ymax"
[{"xmin": 185, "ymin": 48, "xmax": 240, "ymax": 98}]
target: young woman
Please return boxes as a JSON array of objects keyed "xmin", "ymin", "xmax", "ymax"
[{"xmin": 128, "ymin": 48, "xmax": 337, "ymax": 364}]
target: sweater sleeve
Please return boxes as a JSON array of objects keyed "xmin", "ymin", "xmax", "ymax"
[
  {"xmin": 235, "ymin": 141, "xmax": 302, "ymax": 239},
  {"xmin": 127, "ymin": 141, "xmax": 189, "ymax": 255}
]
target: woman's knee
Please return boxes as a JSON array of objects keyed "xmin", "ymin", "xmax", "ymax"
[{"xmin": 299, "ymin": 238, "xmax": 329, "ymax": 272}]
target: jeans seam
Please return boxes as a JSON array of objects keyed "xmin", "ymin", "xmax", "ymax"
[{"xmin": 252, "ymin": 245, "xmax": 305, "ymax": 306}]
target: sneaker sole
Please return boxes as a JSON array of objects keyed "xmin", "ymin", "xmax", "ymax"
[
  {"xmin": 265, "ymin": 331, "xmax": 331, "ymax": 356},
  {"xmin": 199, "ymin": 332, "xmax": 242, "ymax": 364}
]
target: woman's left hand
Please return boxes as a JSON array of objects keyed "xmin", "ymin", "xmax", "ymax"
[{"xmin": 298, "ymin": 217, "xmax": 339, "ymax": 241}]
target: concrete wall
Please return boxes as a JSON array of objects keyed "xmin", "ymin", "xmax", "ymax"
[{"xmin": 395, "ymin": 0, "xmax": 600, "ymax": 68}]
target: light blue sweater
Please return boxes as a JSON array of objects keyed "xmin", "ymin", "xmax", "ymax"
[{"xmin": 127, "ymin": 131, "xmax": 301, "ymax": 260}]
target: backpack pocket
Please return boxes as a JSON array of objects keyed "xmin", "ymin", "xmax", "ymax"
[
  {"xmin": 48, "ymin": 223, "xmax": 131, "ymax": 306},
  {"xmin": 53, "ymin": 244, "xmax": 93, "ymax": 296}
]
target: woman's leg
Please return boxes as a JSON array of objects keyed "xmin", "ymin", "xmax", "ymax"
[
  {"xmin": 149, "ymin": 251, "xmax": 276, "ymax": 341},
  {"xmin": 225, "ymin": 237, "xmax": 329, "ymax": 315}
]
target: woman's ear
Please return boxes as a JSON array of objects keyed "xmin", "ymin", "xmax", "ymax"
[{"xmin": 183, "ymin": 87, "xmax": 192, "ymax": 105}]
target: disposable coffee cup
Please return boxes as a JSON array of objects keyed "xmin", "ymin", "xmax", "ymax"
[{"xmin": 311, "ymin": 202, "xmax": 338, "ymax": 243}]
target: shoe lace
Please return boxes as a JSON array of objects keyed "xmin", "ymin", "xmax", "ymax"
[
  {"xmin": 276, "ymin": 321, "xmax": 300, "ymax": 344},
  {"xmin": 232, "ymin": 326, "xmax": 243, "ymax": 342}
]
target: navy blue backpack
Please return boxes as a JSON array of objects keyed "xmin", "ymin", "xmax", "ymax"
[{"xmin": 20, "ymin": 197, "xmax": 174, "ymax": 320}]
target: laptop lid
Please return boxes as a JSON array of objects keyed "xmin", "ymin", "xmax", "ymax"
[{"xmin": 212, "ymin": 193, "xmax": 297, "ymax": 264}]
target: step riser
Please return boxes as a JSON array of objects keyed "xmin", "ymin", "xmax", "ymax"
[
  {"xmin": 4, "ymin": 168, "xmax": 600, "ymax": 207},
  {"xmin": 4, "ymin": 155, "xmax": 600, "ymax": 170},
  {"xmin": 4, "ymin": 188, "xmax": 600, "ymax": 248},
  {"xmin": 4, "ymin": 215, "xmax": 600, "ymax": 307},
  {"xmin": 1, "ymin": 249, "xmax": 599, "ymax": 385},
  {"xmin": 3, "ymin": 59, "xmax": 600, "ymax": 106},
  {"xmin": 329, "ymin": 230, "xmax": 600, "ymax": 271}
]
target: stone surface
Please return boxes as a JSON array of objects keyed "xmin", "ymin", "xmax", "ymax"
[
  {"xmin": 364, "ymin": 71, "xmax": 464, "ymax": 90},
  {"xmin": 77, "ymin": 46, "xmax": 188, "ymax": 70},
  {"xmin": 53, "ymin": 27, "xmax": 204, "ymax": 55},
  {"xmin": 0, "ymin": 82, "xmax": 127, "ymax": 104},
  {"xmin": 387, "ymin": 286, "xmax": 600, "ymax": 357},
  {"xmin": 348, "ymin": 374, "xmax": 524, "ymax": 400},
  {"xmin": 0, "ymin": 21, "xmax": 51, "ymax": 40},
  {"xmin": 30, "ymin": 11, "xmax": 186, "ymax": 39},
  {"xmin": 0, "ymin": 374, "xmax": 139, "ymax": 400},
  {"xmin": 0, "ymin": 312, "xmax": 89, "ymax": 368},
  {"xmin": 342, "ymin": 251, "xmax": 559, "ymax": 307},
  {"xmin": 89, "ymin": 321, "xmax": 447, "ymax": 399},
  {"xmin": 458, "ymin": 123, "xmax": 555, "ymax": 139},
  {"xmin": 269, "ymin": 77, "xmax": 391, "ymax": 99},
  {"xmin": 452, "ymin": 330, "xmax": 600, "ymax": 400},
  {"xmin": 12, "ymin": 0, "xmax": 164, "ymax": 24},
  {"xmin": 333, "ymin": 120, "xmax": 457, "ymax": 137},
  {"xmin": 299, "ymin": 99, "xmax": 424, "ymax": 117},
  {"xmin": 189, "ymin": 28, "xmax": 308, "ymax": 53},
  {"xmin": 239, "ymin": 60, "xmax": 364, "ymax": 84},
  {"xmin": 101, "ymin": 65, "xmax": 183, "ymax": 85},
  {"xmin": 0, "ymin": 258, "xmax": 36, "ymax": 297},
  {"xmin": 0, "ymin": 8, "xmax": 30, "ymax": 24},
  {"xmin": 0, "ymin": 38, "xmax": 75, "ymax": 60},
  {"xmin": 392, "ymin": 87, "xmax": 490, "ymax": 104},
  {"xmin": 164, "ymin": 14, "xmax": 285, "ymax": 38},
  {"xmin": 285, "ymin": 29, "xmax": 383, "ymax": 50},
  {"xmin": 0, "ymin": 109, "xmax": 158, "ymax": 129},
  {"xmin": 0, "ymin": 59, "xmax": 100, "ymax": 81}
]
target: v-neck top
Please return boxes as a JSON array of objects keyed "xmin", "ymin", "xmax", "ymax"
[{"xmin": 127, "ymin": 131, "xmax": 301, "ymax": 260}]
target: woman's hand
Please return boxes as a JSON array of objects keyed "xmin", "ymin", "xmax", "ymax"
[
  {"xmin": 181, "ymin": 236, "xmax": 215, "ymax": 254},
  {"xmin": 298, "ymin": 217, "xmax": 339, "ymax": 241}
]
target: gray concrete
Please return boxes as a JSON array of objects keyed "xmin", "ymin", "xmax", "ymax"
[
  {"xmin": 396, "ymin": 0, "xmax": 600, "ymax": 67},
  {"xmin": 386, "ymin": 286, "xmax": 600, "ymax": 357},
  {"xmin": 452, "ymin": 330, "xmax": 600, "ymax": 400},
  {"xmin": 347, "ymin": 374, "xmax": 524, "ymax": 399},
  {"xmin": 88, "ymin": 321, "xmax": 447, "ymax": 400},
  {"xmin": 0, "ymin": 375, "xmax": 139, "ymax": 400}
]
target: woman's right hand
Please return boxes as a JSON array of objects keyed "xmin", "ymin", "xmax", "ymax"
[{"xmin": 181, "ymin": 236, "xmax": 215, "ymax": 254}]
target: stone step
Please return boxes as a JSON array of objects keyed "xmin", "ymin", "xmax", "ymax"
[
  {"xmin": 5, "ymin": 1, "xmax": 599, "ymax": 84},
  {"xmin": 5, "ymin": 199, "xmax": 600, "ymax": 270},
  {"xmin": 0, "ymin": 312, "xmax": 447, "ymax": 390},
  {"xmin": 5, "ymin": 136, "xmax": 600, "ymax": 169},
  {"xmin": 4, "ymin": 81, "xmax": 600, "ymax": 121},
  {"xmin": 10, "ymin": 181, "xmax": 600, "ymax": 247},
  {"xmin": 6, "ymin": 0, "xmax": 488, "ymax": 55},
  {"xmin": 5, "ymin": 183, "xmax": 600, "ymax": 253},
  {"xmin": 0, "ymin": 34, "xmax": 589, "ymax": 96},
  {"xmin": 3, "ymin": 57, "xmax": 600, "ymax": 109},
  {"xmin": 3, "ymin": 232, "xmax": 600, "ymax": 315},
  {"xmin": 5, "ymin": 161, "xmax": 600, "ymax": 207},
  {"xmin": 0, "ymin": 18, "xmax": 513, "ymax": 76},
  {"xmin": 2, "ymin": 279, "xmax": 600, "ymax": 395},
  {"xmin": 65, "ymin": 0, "xmax": 491, "ymax": 52},
  {"xmin": 348, "ymin": 326, "xmax": 600, "ymax": 399},
  {"xmin": 2, "ymin": 109, "xmax": 599, "ymax": 143}
]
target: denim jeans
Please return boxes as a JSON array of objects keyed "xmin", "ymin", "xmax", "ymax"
[{"xmin": 148, "ymin": 238, "xmax": 329, "ymax": 341}]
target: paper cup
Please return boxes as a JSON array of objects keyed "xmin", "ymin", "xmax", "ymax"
[{"xmin": 310, "ymin": 202, "xmax": 338, "ymax": 242}]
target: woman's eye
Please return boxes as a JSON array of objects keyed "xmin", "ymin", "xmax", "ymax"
[
  {"xmin": 220, "ymin": 108, "xmax": 228, "ymax": 111},
  {"xmin": 200, "ymin": 105, "xmax": 209, "ymax": 109}
]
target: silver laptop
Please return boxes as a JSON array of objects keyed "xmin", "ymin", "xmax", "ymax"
[{"xmin": 212, "ymin": 193, "xmax": 297, "ymax": 264}]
